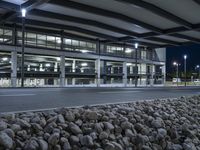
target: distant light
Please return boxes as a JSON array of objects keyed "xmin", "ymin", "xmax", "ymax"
[
  {"xmin": 81, "ymin": 63, "xmax": 88, "ymax": 67},
  {"xmin": 80, "ymin": 50, "xmax": 88, "ymax": 53},
  {"xmin": 56, "ymin": 57, "xmax": 61, "ymax": 61},
  {"xmin": 2, "ymin": 57, "xmax": 8, "ymax": 61},
  {"xmin": 45, "ymin": 63, "xmax": 51, "ymax": 67},
  {"xmin": 125, "ymin": 48, "xmax": 132, "ymax": 53},
  {"xmin": 134, "ymin": 43, "xmax": 138, "ymax": 49},
  {"xmin": 21, "ymin": 9, "xmax": 26, "ymax": 17},
  {"xmin": 56, "ymin": 39, "xmax": 61, "ymax": 44},
  {"xmin": 197, "ymin": 65, "xmax": 200, "ymax": 68},
  {"xmin": 126, "ymin": 63, "xmax": 132, "ymax": 66},
  {"xmin": 173, "ymin": 62, "xmax": 177, "ymax": 66},
  {"xmin": 184, "ymin": 54, "xmax": 187, "ymax": 60}
]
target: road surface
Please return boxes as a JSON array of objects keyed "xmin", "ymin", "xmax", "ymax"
[{"xmin": 0, "ymin": 86, "xmax": 200, "ymax": 113}]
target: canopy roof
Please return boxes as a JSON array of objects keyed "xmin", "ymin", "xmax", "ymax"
[{"xmin": 1, "ymin": 0, "xmax": 200, "ymax": 48}]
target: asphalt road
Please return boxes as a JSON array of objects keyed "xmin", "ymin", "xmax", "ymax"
[{"xmin": 0, "ymin": 86, "xmax": 200, "ymax": 113}]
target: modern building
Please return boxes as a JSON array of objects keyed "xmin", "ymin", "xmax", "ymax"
[{"xmin": 0, "ymin": 0, "xmax": 199, "ymax": 87}]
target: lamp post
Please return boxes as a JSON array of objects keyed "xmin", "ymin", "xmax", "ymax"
[
  {"xmin": 196, "ymin": 65, "xmax": 200, "ymax": 79},
  {"xmin": 184, "ymin": 55, "xmax": 187, "ymax": 86},
  {"xmin": 21, "ymin": 8, "xmax": 26, "ymax": 87},
  {"xmin": 135, "ymin": 43, "xmax": 138, "ymax": 87},
  {"xmin": 173, "ymin": 62, "xmax": 179, "ymax": 86}
]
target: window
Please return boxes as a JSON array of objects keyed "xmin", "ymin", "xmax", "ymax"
[
  {"xmin": 80, "ymin": 41, "xmax": 86, "ymax": 47},
  {"xmin": 47, "ymin": 35, "xmax": 55, "ymax": 48},
  {"xmin": 72, "ymin": 40, "xmax": 79, "ymax": 46},
  {"xmin": 37, "ymin": 34, "xmax": 46, "ymax": 47},
  {"xmin": 3, "ymin": 29, "xmax": 12, "ymax": 44},
  {"xmin": 64, "ymin": 39, "xmax": 71, "ymax": 45},
  {"xmin": 26, "ymin": 32, "xmax": 36, "ymax": 46},
  {"xmin": 56, "ymin": 37, "xmax": 61, "ymax": 49}
]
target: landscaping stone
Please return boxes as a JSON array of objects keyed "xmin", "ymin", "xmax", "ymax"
[{"xmin": 0, "ymin": 95, "xmax": 199, "ymax": 149}]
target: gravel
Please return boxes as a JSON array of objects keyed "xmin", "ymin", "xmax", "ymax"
[{"xmin": 0, "ymin": 95, "xmax": 200, "ymax": 149}]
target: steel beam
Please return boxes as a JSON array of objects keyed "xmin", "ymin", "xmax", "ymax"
[
  {"xmin": 30, "ymin": 9, "xmax": 139, "ymax": 38},
  {"xmin": 48, "ymin": 0, "xmax": 163, "ymax": 33},
  {"xmin": 14, "ymin": 18, "xmax": 118, "ymax": 41},
  {"xmin": 116, "ymin": 0, "xmax": 192, "ymax": 29}
]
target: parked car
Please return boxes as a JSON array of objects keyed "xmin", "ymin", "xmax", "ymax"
[
  {"xmin": 194, "ymin": 79, "xmax": 200, "ymax": 83},
  {"xmin": 172, "ymin": 78, "xmax": 181, "ymax": 83}
]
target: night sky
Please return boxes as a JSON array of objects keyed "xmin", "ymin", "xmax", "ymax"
[{"xmin": 166, "ymin": 44, "xmax": 200, "ymax": 73}]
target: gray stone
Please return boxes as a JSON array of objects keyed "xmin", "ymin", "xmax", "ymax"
[
  {"xmin": 95, "ymin": 123, "xmax": 103, "ymax": 133},
  {"xmin": 55, "ymin": 144, "xmax": 61, "ymax": 150},
  {"xmin": 104, "ymin": 122, "xmax": 114, "ymax": 130},
  {"xmin": 3, "ymin": 128, "xmax": 15, "ymax": 138},
  {"xmin": 112, "ymin": 142, "xmax": 123, "ymax": 150},
  {"xmin": 32, "ymin": 123, "xmax": 43, "ymax": 132},
  {"xmin": 125, "ymin": 129, "xmax": 134, "ymax": 137},
  {"xmin": 99, "ymin": 131, "xmax": 108, "ymax": 140},
  {"xmin": 69, "ymin": 122, "xmax": 82, "ymax": 135},
  {"xmin": 38, "ymin": 139, "xmax": 48, "ymax": 150},
  {"xmin": 65, "ymin": 111, "xmax": 75, "ymax": 122},
  {"xmin": 57, "ymin": 114, "xmax": 65, "ymax": 123},
  {"xmin": 48, "ymin": 132, "xmax": 60, "ymax": 145},
  {"xmin": 69, "ymin": 135, "xmax": 79, "ymax": 144},
  {"xmin": 18, "ymin": 119, "xmax": 31, "ymax": 128},
  {"xmin": 121, "ymin": 121, "xmax": 133, "ymax": 130},
  {"xmin": 151, "ymin": 118, "xmax": 164, "ymax": 129},
  {"xmin": 11, "ymin": 124, "xmax": 21, "ymax": 132},
  {"xmin": 0, "ymin": 121, "xmax": 7, "ymax": 131},
  {"xmin": 24, "ymin": 139, "xmax": 39, "ymax": 150},
  {"xmin": 105, "ymin": 142, "xmax": 115, "ymax": 150},
  {"xmin": 0, "ymin": 132, "xmax": 13, "ymax": 149},
  {"xmin": 157, "ymin": 128, "xmax": 167, "ymax": 140},
  {"xmin": 85, "ymin": 110, "xmax": 98, "ymax": 120},
  {"xmin": 80, "ymin": 135, "xmax": 94, "ymax": 146},
  {"xmin": 183, "ymin": 143, "xmax": 197, "ymax": 150}
]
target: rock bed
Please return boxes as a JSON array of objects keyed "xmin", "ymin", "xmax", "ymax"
[{"xmin": 0, "ymin": 96, "xmax": 200, "ymax": 150}]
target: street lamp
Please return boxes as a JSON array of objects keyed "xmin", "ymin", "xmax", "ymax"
[
  {"xmin": 184, "ymin": 55, "xmax": 187, "ymax": 86},
  {"xmin": 196, "ymin": 65, "xmax": 200, "ymax": 80},
  {"xmin": 173, "ymin": 61, "xmax": 179, "ymax": 86},
  {"xmin": 134, "ymin": 43, "xmax": 138, "ymax": 87},
  {"xmin": 21, "ymin": 8, "xmax": 26, "ymax": 87}
]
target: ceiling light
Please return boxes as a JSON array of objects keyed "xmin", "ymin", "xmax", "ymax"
[
  {"xmin": 80, "ymin": 50, "xmax": 88, "ymax": 53},
  {"xmin": 2, "ymin": 57, "xmax": 8, "ymax": 61},
  {"xmin": 21, "ymin": 8, "xmax": 26, "ymax": 17},
  {"xmin": 45, "ymin": 63, "xmax": 51, "ymax": 67},
  {"xmin": 81, "ymin": 63, "xmax": 88, "ymax": 67},
  {"xmin": 126, "ymin": 63, "xmax": 132, "ymax": 66},
  {"xmin": 56, "ymin": 57, "xmax": 61, "ymax": 61},
  {"xmin": 135, "ymin": 43, "xmax": 138, "ymax": 49},
  {"xmin": 125, "ymin": 48, "xmax": 132, "ymax": 53}
]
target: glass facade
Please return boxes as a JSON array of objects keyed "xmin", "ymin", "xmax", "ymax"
[
  {"xmin": 0, "ymin": 27, "xmax": 160, "ymax": 61},
  {"xmin": 0, "ymin": 28, "xmax": 13, "ymax": 44},
  {"xmin": 0, "ymin": 26, "xmax": 165, "ymax": 87}
]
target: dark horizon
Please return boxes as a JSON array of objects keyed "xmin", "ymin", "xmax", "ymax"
[{"xmin": 166, "ymin": 44, "xmax": 200, "ymax": 74}]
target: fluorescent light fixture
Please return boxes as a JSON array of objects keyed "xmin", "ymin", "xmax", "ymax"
[
  {"xmin": 2, "ymin": 57, "xmax": 8, "ymax": 61},
  {"xmin": 45, "ymin": 63, "xmax": 51, "ymax": 67},
  {"xmin": 126, "ymin": 63, "xmax": 132, "ymax": 66},
  {"xmin": 184, "ymin": 54, "xmax": 187, "ymax": 60},
  {"xmin": 134, "ymin": 43, "xmax": 138, "ymax": 49},
  {"xmin": 56, "ymin": 39, "xmax": 61, "ymax": 44},
  {"xmin": 56, "ymin": 57, "xmax": 61, "ymax": 61},
  {"xmin": 21, "ymin": 8, "xmax": 26, "ymax": 17},
  {"xmin": 81, "ymin": 63, "xmax": 88, "ymax": 67},
  {"xmin": 80, "ymin": 50, "xmax": 88, "ymax": 53},
  {"xmin": 125, "ymin": 48, "xmax": 132, "ymax": 53}
]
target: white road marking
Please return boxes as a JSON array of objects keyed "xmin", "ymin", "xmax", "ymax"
[
  {"xmin": 0, "ymin": 94, "xmax": 36, "ymax": 97},
  {"xmin": 98, "ymin": 91, "xmax": 141, "ymax": 94}
]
